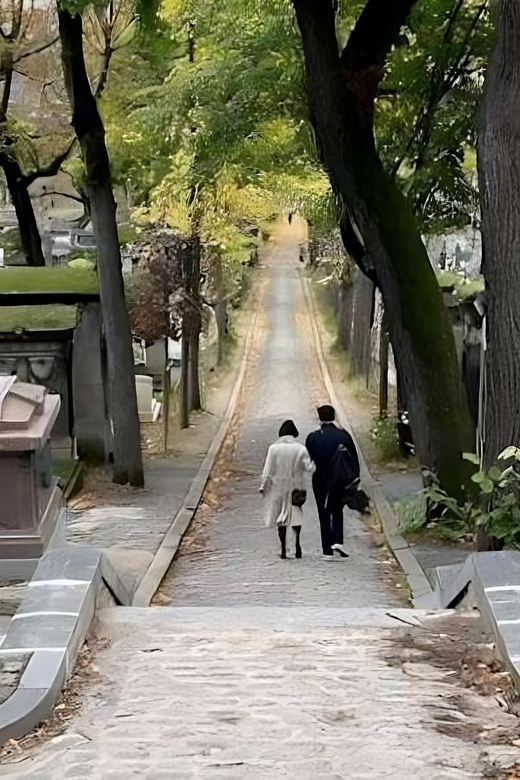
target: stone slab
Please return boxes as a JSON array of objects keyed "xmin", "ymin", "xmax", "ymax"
[
  {"xmin": 17, "ymin": 582, "xmax": 89, "ymax": 617},
  {"xmin": 31, "ymin": 546, "xmax": 101, "ymax": 583},
  {"xmin": 100, "ymin": 548, "xmax": 154, "ymax": 606},
  {"xmin": 19, "ymin": 649, "xmax": 66, "ymax": 691},
  {"xmin": 0, "ymin": 547, "xmax": 104, "ymax": 744},
  {"xmin": 0, "ymin": 395, "xmax": 60, "ymax": 451}
]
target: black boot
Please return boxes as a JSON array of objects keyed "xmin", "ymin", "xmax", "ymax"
[
  {"xmin": 293, "ymin": 526, "xmax": 302, "ymax": 558},
  {"xmin": 278, "ymin": 526, "xmax": 287, "ymax": 559}
]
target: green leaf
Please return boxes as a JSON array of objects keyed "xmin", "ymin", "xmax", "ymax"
[
  {"xmin": 479, "ymin": 478, "xmax": 495, "ymax": 494},
  {"xmin": 463, "ymin": 452, "xmax": 480, "ymax": 465},
  {"xmin": 471, "ymin": 471, "xmax": 487, "ymax": 484},
  {"xmin": 488, "ymin": 466, "xmax": 503, "ymax": 483}
]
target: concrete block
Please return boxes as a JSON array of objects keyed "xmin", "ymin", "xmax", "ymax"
[
  {"xmin": 19, "ymin": 649, "xmax": 66, "ymax": 691},
  {"xmin": 31, "ymin": 546, "xmax": 101, "ymax": 583},
  {"xmin": 0, "ymin": 547, "xmax": 103, "ymax": 744},
  {"xmin": 2, "ymin": 613, "xmax": 78, "ymax": 650},
  {"xmin": 16, "ymin": 582, "xmax": 89, "ymax": 616},
  {"xmin": 101, "ymin": 548, "xmax": 154, "ymax": 606},
  {"xmin": 0, "ymin": 687, "xmax": 55, "ymax": 742}
]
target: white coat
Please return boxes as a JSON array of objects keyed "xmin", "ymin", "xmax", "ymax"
[{"xmin": 261, "ymin": 435, "xmax": 315, "ymax": 528}]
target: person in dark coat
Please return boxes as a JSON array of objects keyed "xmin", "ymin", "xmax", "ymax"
[{"xmin": 305, "ymin": 404, "xmax": 360, "ymax": 559}]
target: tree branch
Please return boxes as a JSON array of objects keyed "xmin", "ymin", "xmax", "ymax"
[
  {"xmin": 340, "ymin": 0, "xmax": 417, "ymax": 115},
  {"xmin": 21, "ymin": 137, "xmax": 76, "ymax": 187}
]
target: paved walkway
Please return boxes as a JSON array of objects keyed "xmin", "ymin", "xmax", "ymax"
[
  {"xmin": 1, "ymin": 224, "xmax": 517, "ymax": 779},
  {"xmin": 156, "ymin": 226, "xmax": 398, "ymax": 608}
]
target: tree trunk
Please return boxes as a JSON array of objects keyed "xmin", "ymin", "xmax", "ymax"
[
  {"xmin": 1, "ymin": 156, "xmax": 46, "ymax": 266},
  {"xmin": 293, "ymin": 0, "xmax": 474, "ymax": 499},
  {"xmin": 350, "ymin": 271, "xmax": 374, "ymax": 377},
  {"xmin": 379, "ymin": 318, "xmax": 389, "ymax": 418},
  {"xmin": 180, "ymin": 332, "xmax": 190, "ymax": 429},
  {"xmin": 336, "ymin": 279, "xmax": 353, "ymax": 350},
  {"xmin": 189, "ymin": 327, "xmax": 201, "ymax": 412},
  {"xmin": 58, "ymin": 7, "xmax": 144, "ymax": 487},
  {"xmin": 478, "ymin": 0, "xmax": 520, "ymax": 469},
  {"xmin": 186, "ymin": 226, "xmax": 202, "ymax": 412},
  {"xmin": 163, "ymin": 336, "xmax": 170, "ymax": 453},
  {"xmin": 215, "ymin": 300, "xmax": 227, "ymax": 365}
]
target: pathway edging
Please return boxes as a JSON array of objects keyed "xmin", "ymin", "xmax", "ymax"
[
  {"xmin": 132, "ymin": 309, "xmax": 259, "ymax": 607},
  {"xmin": 0, "ymin": 547, "xmax": 105, "ymax": 744},
  {"xmin": 301, "ymin": 273, "xmax": 433, "ymax": 605}
]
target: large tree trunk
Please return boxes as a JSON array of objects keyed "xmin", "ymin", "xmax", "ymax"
[
  {"xmin": 58, "ymin": 7, "xmax": 144, "ymax": 487},
  {"xmin": 293, "ymin": 0, "xmax": 474, "ymax": 499},
  {"xmin": 478, "ymin": 0, "xmax": 520, "ymax": 469},
  {"xmin": 1, "ymin": 156, "xmax": 46, "ymax": 266},
  {"xmin": 350, "ymin": 271, "xmax": 373, "ymax": 377}
]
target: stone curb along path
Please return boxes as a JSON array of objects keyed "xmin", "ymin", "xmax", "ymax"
[
  {"xmin": 301, "ymin": 273, "xmax": 435, "ymax": 607},
  {"xmin": 0, "ymin": 547, "xmax": 104, "ymax": 743},
  {"xmin": 132, "ymin": 308, "xmax": 259, "ymax": 607}
]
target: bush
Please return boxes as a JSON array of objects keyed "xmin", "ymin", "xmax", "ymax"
[{"xmin": 371, "ymin": 415, "xmax": 401, "ymax": 461}]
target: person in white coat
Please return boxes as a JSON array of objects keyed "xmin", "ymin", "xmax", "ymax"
[{"xmin": 260, "ymin": 420, "xmax": 315, "ymax": 559}]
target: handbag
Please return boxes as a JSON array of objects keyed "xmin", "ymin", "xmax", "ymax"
[{"xmin": 291, "ymin": 488, "xmax": 307, "ymax": 507}]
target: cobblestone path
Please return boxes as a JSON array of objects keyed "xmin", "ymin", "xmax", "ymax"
[
  {"xmin": 1, "ymin": 224, "xmax": 516, "ymax": 779},
  {"xmin": 155, "ymin": 223, "xmax": 400, "ymax": 608}
]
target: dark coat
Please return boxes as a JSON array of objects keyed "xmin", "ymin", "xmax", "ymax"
[{"xmin": 305, "ymin": 423, "xmax": 360, "ymax": 484}]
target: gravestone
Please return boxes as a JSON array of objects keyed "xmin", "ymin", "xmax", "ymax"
[
  {"xmin": 136, "ymin": 375, "xmax": 153, "ymax": 423},
  {"xmin": 0, "ymin": 377, "xmax": 63, "ymax": 575}
]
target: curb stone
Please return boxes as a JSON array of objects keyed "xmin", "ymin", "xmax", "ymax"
[
  {"xmin": 432, "ymin": 551, "xmax": 520, "ymax": 688},
  {"xmin": 301, "ymin": 273, "xmax": 434, "ymax": 605},
  {"xmin": 132, "ymin": 309, "xmax": 259, "ymax": 607},
  {"xmin": 0, "ymin": 547, "xmax": 104, "ymax": 744}
]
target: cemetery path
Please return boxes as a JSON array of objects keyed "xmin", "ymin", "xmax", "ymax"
[{"xmin": 1, "ymin": 223, "xmax": 518, "ymax": 779}]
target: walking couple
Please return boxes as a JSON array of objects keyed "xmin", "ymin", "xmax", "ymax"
[{"xmin": 260, "ymin": 404, "xmax": 361, "ymax": 560}]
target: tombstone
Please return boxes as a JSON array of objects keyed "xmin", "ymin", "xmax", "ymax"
[
  {"xmin": 136, "ymin": 375, "xmax": 153, "ymax": 423},
  {"xmin": 0, "ymin": 377, "xmax": 63, "ymax": 576}
]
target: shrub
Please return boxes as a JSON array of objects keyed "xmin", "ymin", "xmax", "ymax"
[{"xmin": 371, "ymin": 415, "xmax": 401, "ymax": 461}]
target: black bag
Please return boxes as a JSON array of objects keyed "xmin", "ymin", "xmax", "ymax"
[
  {"xmin": 343, "ymin": 486, "xmax": 370, "ymax": 513},
  {"xmin": 328, "ymin": 443, "xmax": 359, "ymax": 492},
  {"xmin": 291, "ymin": 488, "xmax": 307, "ymax": 507}
]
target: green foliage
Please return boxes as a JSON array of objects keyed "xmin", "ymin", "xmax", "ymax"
[
  {"xmin": 375, "ymin": 0, "xmax": 492, "ymax": 233},
  {"xmin": 102, "ymin": 0, "xmax": 333, "ymax": 300},
  {"xmin": 0, "ymin": 305, "xmax": 78, "ymax": 333},
  {"xmin": 437, "ymin": 271, "xmax": 485, "ymax": 301},
  {"xmin": 371, "ymin": 415, "xmax": 401, "ymax": 462},
  {"xmin": 397, "ymin": 447, "xmax": 520, "ymax": 546},
  {"xmin": 0, "ymin": 267, "xmax": 99, "ymax": 295},
  {"xmin": 118, "ymin": 223, "xmax": 141, "ymax": 246}
]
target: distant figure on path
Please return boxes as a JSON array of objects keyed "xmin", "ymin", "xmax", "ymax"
[
  {"xmin": 306, "ymin": 405, "xmax": 360, "ymax": 559},
  {"xmin": 261, "ymin": 420, "xmax": 315, "ymax": 559}
]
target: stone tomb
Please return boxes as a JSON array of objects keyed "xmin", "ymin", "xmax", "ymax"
[{"xmin": 0, "ymin": 377, "xmax": 63, "ymax": 566}]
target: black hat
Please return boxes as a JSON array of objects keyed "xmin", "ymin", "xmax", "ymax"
[
  {"xmin": 279, "ymin": 420, "xmax": 299, "ymax": 437},
  {"xmin": 317, "ymin": 404, "xmax": 335, "ymax": 422}
]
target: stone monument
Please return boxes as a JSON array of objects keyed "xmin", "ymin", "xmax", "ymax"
[{"xmin": 0, "ymin": 377, "xmax": 63, "ymax": 574}]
